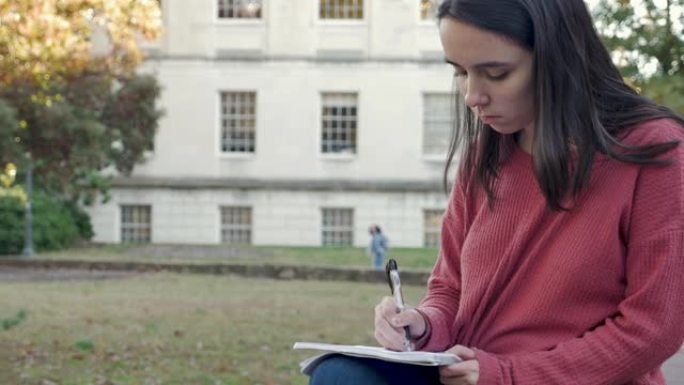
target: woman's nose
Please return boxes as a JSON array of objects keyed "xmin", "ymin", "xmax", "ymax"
[{"xmin": 464, "ymin": 80, "xmax": 489, "ymax": 108}]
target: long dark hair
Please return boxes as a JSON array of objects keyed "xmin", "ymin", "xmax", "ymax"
[{"xmin": 438, "ymin": 0, "xmax": 684, "ymax": 210}]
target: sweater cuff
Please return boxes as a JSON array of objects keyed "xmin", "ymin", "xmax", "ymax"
[
  {"xmin": 411, "ymin": 308, "xmax": 432, "ymax": 350},
  {"xmin": 474, "ymin": 349, "xmax": 503, "ymax": 385},
  {"xmin": 413, "ymin": 305, "xmax": 452, "ymax": 352}
]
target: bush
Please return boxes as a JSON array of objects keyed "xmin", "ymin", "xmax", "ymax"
[
  {"xmin": 0, "ymin": 190, "xmax": 87, "ymax": 255},
  {"xmin": 63, "ymin": 200, "xmax": 94, "ymax": 240},
  {"xmin": 32, "ymin": 193, "xmax": 80, "ymax": 251},
  {"xmin": 0, "ymin": 194, "xmax": 25, "ymax": 254}
]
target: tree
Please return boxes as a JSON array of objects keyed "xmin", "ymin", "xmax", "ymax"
[
  {"xmin": 592, "ymin": 0, "xmax": 684, "ymax": 114},
  {"xmin": 0, "ymin": 0, "xmax": 162, "ymax": 89},
  {"xmin": 0, "ymin": 0, "xmax": 163, "ymax": 203}
]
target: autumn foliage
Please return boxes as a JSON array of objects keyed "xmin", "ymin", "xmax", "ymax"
[
  {"xmin": 0, "ymin": 0, "xmax": 161, "ymax": 87},
  {"xmin": 0, "ymin": 0, "xmax": 163, "ymax": 203}
]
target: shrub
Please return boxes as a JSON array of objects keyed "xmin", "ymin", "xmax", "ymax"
[
  {"xmin": 0, "ymin": 190, "xmax": 87, "ymax": 255},
  {"xmin": 63, "ymin": 200, "xmax": 94, "ymax": 240},
  {"xmin": 31, "ymin": 192, "xmax": 80, "ymax": 251},
  {"xmin": 0, "ymin": 194, "xmax": 25, "ymax": 254}
]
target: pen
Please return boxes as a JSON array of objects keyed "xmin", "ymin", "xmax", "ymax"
[{"xmin": 385, "ymin": 258, "xmax": 413, "ymax": 351}]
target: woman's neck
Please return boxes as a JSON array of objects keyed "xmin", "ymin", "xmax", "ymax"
[{"xmin": 516, "ymin": 121, "xmax": 537, "ymax": 154}]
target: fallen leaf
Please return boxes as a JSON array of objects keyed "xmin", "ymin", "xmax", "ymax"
[{"xmin": 213, "ymin": 362, "xmax": 233, "ymax": 373}]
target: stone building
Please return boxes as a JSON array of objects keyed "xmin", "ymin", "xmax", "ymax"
[{"xmin": 87, "ymin": 0, "xmax": 454, "ymax": 247}]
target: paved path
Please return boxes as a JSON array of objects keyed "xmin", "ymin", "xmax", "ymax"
[{"xmin": 0, "ymin": 267, "xmax": 138, "ymax": 282}]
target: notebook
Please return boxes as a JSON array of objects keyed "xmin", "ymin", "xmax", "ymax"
[{"xmin": 293, "ymin": 342, "xmax": 460, "ymax": 375}]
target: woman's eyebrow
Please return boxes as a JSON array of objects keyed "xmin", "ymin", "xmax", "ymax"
[{"xmin": 444, "ymin": 58, "xmax": 510, "ymax": 69}]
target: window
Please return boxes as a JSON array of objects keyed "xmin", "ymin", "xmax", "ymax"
[
  {"xmin": 220, "ymin": 92, "xmax": 256, "ymax": 153},
  {"xmin": 319, "ymin": 0, "xmax": 363, "ymax": 19},
  {"xmin": 423, "ymin": 209, "xmax": 443, "ymax": 248},
  {"xmin": 420, "ymin": 0, "xmax": 440, "ymax": 21},
  {"xmin": 218, "ymin": 0, "xmax": 262, "ymax": 19},
  {"xmin": 221, "ymin": 206, "xmax": 252, "ymax": 244},
  {"xmin": 121, "ymin": 205, "xmax": 151, "ymax": 244},
  {"xmin": 321, "ymin": 93, "xmax": 357, "ymax": 154},
  {"xmin": 423, "ymin": 93, "xmax": 451, "ymax": 156},
  {"xmin": 322, "ymin": 208, "xmax": 354, "ymax": 246}
]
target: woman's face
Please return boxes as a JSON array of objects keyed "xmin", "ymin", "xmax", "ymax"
[{"xmin": 439, "ymin": 18, "xmax": 536, "ymax": 150}]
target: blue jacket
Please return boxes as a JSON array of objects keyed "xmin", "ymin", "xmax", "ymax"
[{"xmin": 370, "ymin": 233, "xmax": 388, "ymax": 256}]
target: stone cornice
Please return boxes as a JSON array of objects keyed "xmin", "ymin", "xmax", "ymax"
[{"xmin": 111, "ymin": 176, "xmax": 446, "ymax": 193}]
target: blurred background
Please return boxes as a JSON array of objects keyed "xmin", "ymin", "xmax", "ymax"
[{"xmin": 0, "ymin": 0, "xmax": 682, "ymax": 384}]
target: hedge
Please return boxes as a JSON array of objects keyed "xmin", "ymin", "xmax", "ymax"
[{"xmin": 0, "ymin": 192, "xmax": 92, "ymax": 255}]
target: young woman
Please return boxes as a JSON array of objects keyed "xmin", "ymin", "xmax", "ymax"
[{"xmin": 309, "ymin": 0, "xmax": 684, "ymax": 384}]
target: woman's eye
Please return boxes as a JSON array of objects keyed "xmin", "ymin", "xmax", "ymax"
[
  {"xmin": 486, "ymin": 72, "xmax": 509, "ymax": 81},
  {"xmin": 454, "ymin": 69, "xmax": 467, "ymax": 77}
]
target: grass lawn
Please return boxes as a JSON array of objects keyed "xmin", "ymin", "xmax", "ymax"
[
  {"xmin": 39, "ymin": 245, "xmax": 441, "ymax": 270},
  {"xmin": 0, "ymin": 273, "xmax": 428, "ymax": 385}
]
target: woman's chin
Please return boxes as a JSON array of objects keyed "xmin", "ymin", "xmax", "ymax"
[{"xmin": 488, "ymin": 123, "xmax": 514, "ymax": 135}]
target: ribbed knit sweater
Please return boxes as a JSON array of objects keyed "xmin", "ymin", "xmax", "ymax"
[{"xmin": 416, "ymin": 119, "xmax": 684, "ymax": 385}]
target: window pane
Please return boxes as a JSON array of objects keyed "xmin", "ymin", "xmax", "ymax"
[
  {"xmin": 221, "ymin": 206, "xmax": 253, "ymax": 244},
  {"xmin": 319, "ymin": 0, "xmax": 363, "ymax": 19},
  {"xmin": 423, "ymin": 209, "xmax": 443, "ymax": 248},
  {"xmin": 220, "ymin": 91, "xmax": 257, "ymax": 153},
  {"xmin": 423, "ymin": 93, "xmax": 452, "ymax": 156},
  {"xmin": 218, "ymin": 0, "xmax": 262, "ymax": 19},
  {"xmin": 321, "ymin": 93, "xmax": 358, "ymax": 154},
  {"xmin": 420, "ymin": 0, "xmax": 439, "ymax": 21},
  {"xmin": 321, "ymin": 208, "xmax": 354, "ymax": 246},
  {"xmin": 121, "ymin": 205, "xmax": 152, "ymax": 244}
]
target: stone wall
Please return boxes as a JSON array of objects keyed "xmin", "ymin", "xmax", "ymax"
[{"xmin": 0, "ymin": 259, "xmax": 430, "ymax": 286}]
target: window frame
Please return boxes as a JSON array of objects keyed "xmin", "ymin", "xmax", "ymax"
[
  {"xmin": 321, "ymin": 208, "xmax": 354, "ymax": 246},
  {"xmin": 319, "ymin": 91, "xmax": 359, "ymax": 158},
  {"xmin": 418, "ymin": 0, "xmax": 440, "ymax": 24},
  {"xmin": 423, "ymin": 209, "xmax": 443, "ymax": 248},
  {"xmin": 218, "ymin": 90, "xmax": 258, "ymax": 157},
  {"xmin": 120, "ymin": 204, "xmax": 152, "ymax": 244},
  {"xmin": 220, "ymin": 206, "xmax": 253, "ymax": 245},
  {"xmin": 316, "ymin": 0, "xmax": 366, "ymax": 23},
  {"xmin": 214, "ymin": 0, "xmax": 265, "ymax": 24},
  {"xmin": 421, "ymin": 91, "xmax": 452, "ymax": 161}
]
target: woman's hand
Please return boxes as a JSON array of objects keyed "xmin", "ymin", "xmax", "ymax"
[
  {"xmin": 373, "ymin": 296, "xmax": 426, "ymax": 351},
  {"xmin": 439, "ymin": 345, "xmax": 480, "ymax": 385}
]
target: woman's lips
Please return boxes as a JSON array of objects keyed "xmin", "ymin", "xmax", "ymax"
[{"xmin": 480, "ymin": 115, "xmax": 501, "ymax": 125}]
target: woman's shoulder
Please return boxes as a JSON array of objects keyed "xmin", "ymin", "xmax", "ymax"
[{"xmin": 619, "ymin": 118, "xmax": 684, "ymax": 147}]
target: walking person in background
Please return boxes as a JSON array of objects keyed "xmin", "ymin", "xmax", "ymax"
[
  {"xmin": 309, "ymin": 0, "xmax": 684, "ymax": 383},
  {"xmin": 368, "ymin": 225, "xmax": 389, "ymax": 270}
]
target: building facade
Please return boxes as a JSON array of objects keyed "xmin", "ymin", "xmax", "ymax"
[{"xmin": 87, "ymin": 0, "xmax": 456, "ymax": 247}]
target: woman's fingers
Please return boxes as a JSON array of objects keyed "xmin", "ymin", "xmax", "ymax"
[
  {"xmin": 374, "ymin": 297, "xmax": 427, "ymax": 350},
  {"xmin": 374, "ymin": 297, "xmax": 407, "ymax": 350},
  {"xmin": 438, "ymin": 359, "xmax": 480, "ymax": 385},
  {"xmin": 447, "ymin": 344, "xmax": 476, "ymax": 360},
  {"xmin": 438, "ymin": 346, "xmax": 479, "ymax": 385}
]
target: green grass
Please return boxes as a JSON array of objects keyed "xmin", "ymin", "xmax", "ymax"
[
  {"xmin": 39, "ymin": 244, "xmax": 441, "ymax": 270},
  {"xmin": 0, "ymin": 273, "xmax": 428, "ymax": 385}
]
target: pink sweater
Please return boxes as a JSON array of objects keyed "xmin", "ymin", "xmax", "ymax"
[{"xmin": 416, "ymin": 119, "xmax": 684, "ymax": 385}]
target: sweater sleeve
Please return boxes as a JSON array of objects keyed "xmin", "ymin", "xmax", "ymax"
[
  {"xmin": 476, "ymin": 123, "xmax": 684, "ymax": 384},
  {"xmin": 415, "ymin": 179, "xmax": 468, "ymax": 352}
]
